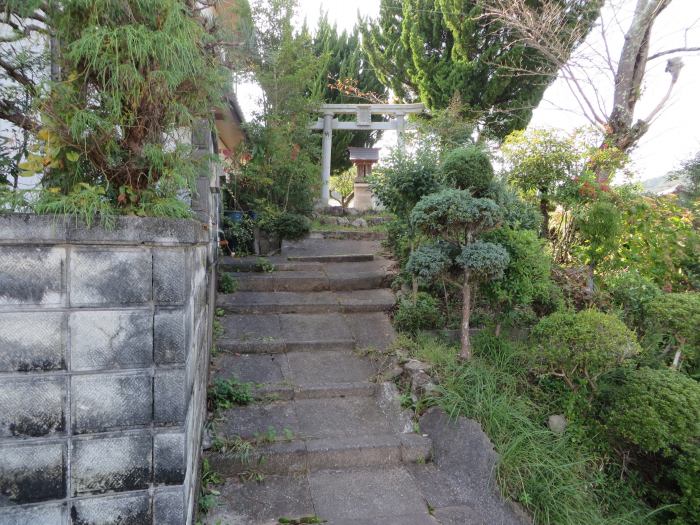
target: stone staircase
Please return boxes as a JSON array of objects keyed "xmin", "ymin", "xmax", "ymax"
[{"xmin": 203, "ymin": 234, "xmax": 525, "ymax": 525}]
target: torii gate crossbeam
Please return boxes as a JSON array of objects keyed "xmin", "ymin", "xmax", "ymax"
[{"xmin": 310, "ymin": 103, "xmax": 425, "ymax": 207}]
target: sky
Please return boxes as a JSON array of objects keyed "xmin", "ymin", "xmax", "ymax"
[{"xmin": 237, "ymin": 0, "xmax": 700, "ymax": 182}]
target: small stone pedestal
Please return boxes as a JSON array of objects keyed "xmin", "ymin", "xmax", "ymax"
[{"xmin": 353, "ymin": 182, "xmax": 374, "ymax": 211}]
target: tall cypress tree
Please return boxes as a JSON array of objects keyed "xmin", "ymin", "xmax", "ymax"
[
  {"xmin": 311, "ymin": 15, "xmax": 387, "ymax": 173},
  {"xmin": 362, "ymin": 0, "xmax": 601, "ymax": 140}
]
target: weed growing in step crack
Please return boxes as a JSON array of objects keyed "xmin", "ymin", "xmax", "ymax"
[
  {"xmin": 208, "ymin": 377, "xmax": 253, "ymax": 411},
  {"xmin": 198, "ymin": 458, "xmax": 223, "ymax": 515}
]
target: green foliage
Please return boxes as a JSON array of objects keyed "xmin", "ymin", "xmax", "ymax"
[
  {"xmin": 394, "ymin": 292, "xmax": 445, "ymax": 333},
  {"xmin": 370, "ymin": 147, "xmax": 440, "ymax": 220},
  {"xmin": 605, "ymin": 367, "xmax": 700, "ymax": 456},
  {"xmin": 32, "ymin": 184, "xmax": 116, "ymax": 228},
  {"xmin": 439, "ymin": 145, "xmax": 494, "ymax": 195},
  {"xmin": 406, "ymin": 243, "xmax": 453, "ymax": 282},
  {"xmin": 218, "ymin": 273, "xmax": 239, "ymax": 294},
  {"xmin": 502, "ymin": 128, "xmax": 585, "ymax": 194},
  {"xmin": 670, "ymin": 444, "xmax": 700, "ymax": 524},
  {"xmin": 410, "ymin": 189, "xmax": 503, "ymax": 241},
  {"xmin": 208, "ymin": 377, "xmax": 253, "ymax": 411},
  {"xmin": 456, "ymin": 240, "xmax": 509, "ymax": 279},
  {"xmin": 34, "ymin": 0, "xmax": 226, "ymax": 214},
  {"xmin": 222, "ymin": 216, "xmax": 256, "ymax": 256},
  {"xmin": 605, "ymin": 270, "xmax": 662, "ymax": 330},
  {"xmin": 530, "ymin": 309, "xmax": 641, "ymax": 391},
  {"xmin": 228, "ymin": 0, "xmax": 321, "ymax": 215},
  {"xmin": 643, "ymin": 293, "xmax": 700, "ymax": 372},
  {"xmin": 576, "ymin": 200, "xmax": 622, "ymax": 267},
  {"xmin": 599, "ymin": 190, "xmax": 700, "ymax": 290},
  {"xmin": 330, "ymin": 168, "xmax": 355, "ymax": 208},
  {"xmin": 361, "ymin": 1, "xmax": 602, "ymax": 139},
  {"xmin": 258, "ymin": 211, "xmax": 310, "ymax": 241},
  {"xmin": 481, "ymin": 228, "xmax": 557, "ymax": 321},
  {"xmin": 310, "ymin": 15, "xmax": 386, "ymax": 173}
]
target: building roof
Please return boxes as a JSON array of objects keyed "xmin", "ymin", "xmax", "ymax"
[{"xmin": 348, "ymin": 147, "xmax": 381, "ymax": 162}]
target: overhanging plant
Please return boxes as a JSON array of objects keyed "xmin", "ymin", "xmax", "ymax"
[{"xmin": 14, "ymin": 0, "xmax": 227, "ymax": 223}]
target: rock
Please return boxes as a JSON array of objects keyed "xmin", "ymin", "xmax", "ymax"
[
  {"xmin": 383, "ymin": 365, "xmax": 404, "ymax": 381},
  {"xmin": 345, "ymin": 208, "xmax": 361, "ymax": 216},
  {"xmin": 404, "ymin": 359, "xmax": 431, "ymax": 373},
  {"xmin": 320, "ymin": 216, "xmax": 338, "ymax": 225},
  {"xmin": 351, "ymin": 218, "xmax": 368, "ymax": 228},
  {"xmin": 202, "ymin": 428, "xmax": 213, "ymax": 450},
  {"xmin": 410, "ymin": 370, "xmax": 433, "ymax": 396},
  {"xmin": 367, "ymin": 217, "xmax": 386, "ymax": 226},
  {"xmin": 337, "ymin": 217, "xmax": 351, "ymax": 226},
  {"xmin": 548, "ymin": 414, "xmax": 567, "ymax": 434}
]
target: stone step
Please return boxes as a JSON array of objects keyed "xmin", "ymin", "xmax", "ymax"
[
  {"xmin": 309, "ymin": 230, "xmax": 388, "ymax": 241},
  {"xmin": 219, "ymin": 256, "xmax": 324, "ymax": 273},
  {"xmin": 217, "ymin": 312, "xmax": 396, "ymax": 353},
  {"xmin": 211, "ymin": 350, "xmax": 378, "ymax": 400},
  {"xmin": 282, "ymin": 238, "xmax": 384, "ymax": 258},
  {"xmin": 230, "ymin": 269, "xmax": 390, "ymax": 292},
  {"xmin": 208, "ymin": 432, "xmax": 431, "ymax": 476},
  {"xmin": 286, "ymin": 253, "xmax": 375, "ymax": 263},
  {"xmin": 203, "ymin": 466, "xmax": 440, "ymax": 525},
  {"xmin": 217, "ymin": 289, "xmax": 395, "ymax": 314}
]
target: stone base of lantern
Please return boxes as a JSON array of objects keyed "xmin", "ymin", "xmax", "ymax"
[{"xmin": 352, "ymin": 182, "xmax": 373, "ymax": 211}]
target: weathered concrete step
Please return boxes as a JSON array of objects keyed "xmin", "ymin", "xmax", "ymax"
[
  {"xmin": 204, "ymin": 466, "xmax": 439, "ymax": 525},
  {"xmin": 287, "ymin": 253, "xmax": 374, "ymax": 263},
  {"xmin": 217, "ymin": 312, "xmax": 396, "ymax": 353},
  {"xmin": 230, "ymin": 269, "xmax": 389, "ymax": 292},
  {"xmin": 208, "ymin": 432, "xmax": 431, "ymax": 476},
  {"xmin": 217, "ymin": 289, "xmax": 395, "ymax": 314},
  {"xmin": 282, "ymin": 238, "xmax": 383, "ymax": 258},
  {"xmin": 219, "ymin": 255, "xmax": 324, "ymax": 273},
  {"xmin": 217, "ymin": 313, "xmax": 355, "ymax": 353},
  {"xmin": 310, "ymin": 230, "xmax": 388, "ymax": 241},
  {"xmin": 211, "ymin": 350, "xmax": 378, "ymax": 400}
]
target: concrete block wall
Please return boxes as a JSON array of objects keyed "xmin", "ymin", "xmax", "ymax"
[{"xmin": 0, "ymin": 215, "xmax": 215, "ymax": 524}]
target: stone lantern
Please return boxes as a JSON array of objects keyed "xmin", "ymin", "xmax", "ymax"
[{"xmin": 348, "ymin": 147, "xmax": 380, "ymax": 211}]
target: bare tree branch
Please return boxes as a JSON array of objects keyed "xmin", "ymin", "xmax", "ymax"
[{"xmin": 648, "ymin": 46, "xmax": 700, "ymax": 60}]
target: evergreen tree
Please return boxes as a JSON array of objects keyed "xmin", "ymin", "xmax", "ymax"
[
  {"xmin": 311, "ymin": 15, "xmax": 387, "ymax": 173},
  {"xmin": 361, "ymin": 0, "xmax": 601, "ymax": 140}
]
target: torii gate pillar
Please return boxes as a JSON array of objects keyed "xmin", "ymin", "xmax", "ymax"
[{"xmin": 320, "ymin": 112, "xmax": 334, "ymax": 210}]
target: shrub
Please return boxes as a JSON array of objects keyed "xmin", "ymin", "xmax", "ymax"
[
  {"xmin": 644, "ymin": 292, "xmax": 700, "ymax": 371},
  {"xmin": 26, "ymin": 0, "xmax": 226, "ymax": 216},
  {"xmin": 605, "ymin": 270, "xmax": 661, "ymax": 329},
  {"xmin": 394, "ymin": 292, "xmax": 445, "ymax": 333},
  {"xmin": 259, "ymin": 211, "xmax": 310, "ymax": 241},
  {"xmin": 481, "ymin": 228, "xmax": 558, "ymax": 331},
  {"xmin": 222, "ymin": 216, "xmax": 255, "ymax": 256},
  {"xmin": 605, "ymin": 367, "xmax": 700, "ymax": 455},
  {"xmin": 439, "ymin": 145, "xmax": 494, "ymax": 195},
  {"xmin": 670, "ymin": 444, "xmax": 700, "ymax": 524},
  {"xmin": 530, "ymin": 309, "xmax": 641, "ymax": 391}
]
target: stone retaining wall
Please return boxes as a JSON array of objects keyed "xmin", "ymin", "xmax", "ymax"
[{"xmin": 0, "ymin": 214, "xmax": 215, "ymax": 524}]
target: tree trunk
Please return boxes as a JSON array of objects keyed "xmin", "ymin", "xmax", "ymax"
[
  {"xmin": 459, "ymin": 269, "xmax": 472, "ymax": 360},
  {"xmin": 539, "ymin": 194, "xmax": 550, "ymax": 238},
  {"xmin": 410, "ymin": 237, "xmax": 418, "ymax": 303},
  {"xmin": 494, "ymin": 322, "xmax": 502, "ymax": 338}
]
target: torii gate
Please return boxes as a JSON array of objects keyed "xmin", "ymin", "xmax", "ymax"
[{"xmin": 311, "ymin": 103, "xmax": 425, "ymax": 206}]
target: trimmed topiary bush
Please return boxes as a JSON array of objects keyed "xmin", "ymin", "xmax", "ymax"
[
  {"xmin": 439, "ymin": 145, "xmax": 494, "ymax": 195},
  {"xmin": 530, "ymin": 309, "xmax": 641, "ymax": 391},
  {"xmin": 394, "ymin": 292, "xmax": 445, "ymax": 334},
  {"xmin": 605, "ymin": 367, "xmax": 700, "ymax": 455}
]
